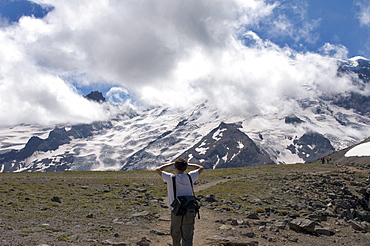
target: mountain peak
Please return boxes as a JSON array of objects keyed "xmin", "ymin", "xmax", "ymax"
[
  {"xmin": 178, "ymin": 122, "xmax": 273, "ymax": 169},
  {"xmin": 349, "ymin": 56, "xmax": 369, "ymax": 62},
  {"xmin": 85, "ymin": 91, "xmax": 106, "ymax": 103}
]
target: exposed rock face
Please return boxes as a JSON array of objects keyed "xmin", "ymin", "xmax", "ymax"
[
  {"xmin": 284, "ymin": 115, "xmax": 304, "ymax": 124},
  {"xmin": 178, "ymin": 122, "xmax": 273, "ymax": 169},
  {"xmin": 85, "ymin": 91, "xmax": 106, "ymax": 103},
  {"xmin": 287, "ymin": 131, "xmax": 335, "ymax": 163},
  {"xmin": 334, "ymin": 57, "xmax": 370, "ymax": 116},
  {"xmin": 332, "ymin": 92, "xmax": 370, "ymax": 116}
]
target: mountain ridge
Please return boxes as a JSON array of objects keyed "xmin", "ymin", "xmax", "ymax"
[{"xmin": 1, "ymin": 56, "xmax": 370, "ymax": 172}]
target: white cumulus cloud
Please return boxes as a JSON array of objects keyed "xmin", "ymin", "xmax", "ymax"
[{"xmin": 0, "ymin": 0, "xmax": 364, "ymax": 127}]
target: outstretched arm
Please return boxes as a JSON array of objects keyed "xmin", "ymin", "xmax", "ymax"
[
  {"xmin": 156, "ymin": 162, "xmax": 174, "ymax": 177},
  {"xmin": 187, "ymin": 163, "xmax": 204, "ymax": 175}
]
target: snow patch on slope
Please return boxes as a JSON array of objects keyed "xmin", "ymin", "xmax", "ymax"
[{"xmin": 345, "ymin": 142, "xmax": 370, "ymax": 157}]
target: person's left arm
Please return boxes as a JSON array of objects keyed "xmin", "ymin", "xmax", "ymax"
[{"xmin": 187, "ymin": 163, "xmax": 204, "ymax": 175}]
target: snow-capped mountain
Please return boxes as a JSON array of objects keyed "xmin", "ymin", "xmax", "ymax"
[
  {"xmin": 1, "ymin": 57, "xmax": 370, "ymax": 172},
  {"xmin": 177, "ymin": 122, "xmax": 274, "ymax": 169}
]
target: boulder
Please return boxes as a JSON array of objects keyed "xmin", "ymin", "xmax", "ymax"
[
  {"xmin": 355, "ymin": 210, "xmax": 370, "ymax": 222},
  {"xmin": 314, "ymin": 227, "xmax": 335, "ymax": 236},
  {"xmin": 50, "ymin": 196, "xmax": 61, "ymax": 203},
  {"xmin": 246, "ymin": 212, "xmax": 260, "ymax": 220},
  {"xmin": 288, "ymin": 218, "xmax": 317, "ymax": 233},
  {"xmin": 205, "ymin": 194, "xmax": 217, "ymax": 202},
  {"xmin": 350, "ymin": 220, "xmax": 370, "ymax": 232}
]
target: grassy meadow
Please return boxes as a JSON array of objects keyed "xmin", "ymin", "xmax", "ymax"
[{"xmin": 0, "ymin": 163, "xmax": 347, "ymax": 244}]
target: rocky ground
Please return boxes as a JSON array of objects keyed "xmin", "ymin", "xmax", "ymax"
[{"xmin": 1, "ymin": 163, "xmax": 370, "ymax": 245}]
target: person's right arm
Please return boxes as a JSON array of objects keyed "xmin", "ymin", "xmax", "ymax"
[{"xmin": 155, "ymin": 162, "xmax": 174, "ymax": 177}]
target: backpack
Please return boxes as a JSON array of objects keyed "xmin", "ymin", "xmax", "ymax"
[{"xmin": 170, "ymin": 174, "xmax": 200, "ymax": 219}]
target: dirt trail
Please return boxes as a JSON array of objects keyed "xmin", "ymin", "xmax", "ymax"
[
  {"xmin": 194, "ymin": 178, "xmax": 233, "ymax": 193},
  {"xmin": 155, "ymin": 178, "xmax": 236, "ymax": 246}
]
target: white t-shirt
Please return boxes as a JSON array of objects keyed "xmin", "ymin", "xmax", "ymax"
[{"xmin": 161, "ymin": 170, "xmax": 199, "ymax": 208}]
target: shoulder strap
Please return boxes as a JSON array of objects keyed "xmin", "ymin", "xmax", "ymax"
[
  {"xmin": 172, "ymin": 176, "xmax": 177, "ymax": 198},
  {"xmin": 187, "ymin": 173, "xmax": 201, "ymax": 219},
  {"xmin": 187, "ymin": 173, "xmax": 195, "ymax": 196}
]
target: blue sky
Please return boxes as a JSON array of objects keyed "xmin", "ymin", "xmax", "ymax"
[
  {"xmin": 249, "ymin": 0, "xmax": 370, "ymax": 58},
  {"xmin": 0, "ymin": 0, "xmax": 51, "ymax": 24},
  {"xmin": 0, "ymin": 0, "xmax": 370, "ymax": 126}
]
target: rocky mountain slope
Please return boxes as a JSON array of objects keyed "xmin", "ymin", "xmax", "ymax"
[
  {"xmin": 326, "ymin": 136, "xmax": 370, "ymax": 165},
  {"xmin": 0, "ymin": 57, "xmax": 370, "ymax": 172},
  {"xmin": 177, "ymin": 122, "xmax": 274, "ymax": 169}
]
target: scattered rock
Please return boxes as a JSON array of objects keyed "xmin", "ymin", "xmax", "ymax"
[
  {"xmin": 355, "ymin": 210, "xmax": 370, "ymax": 222},
  {"xmin": 241, "ymin": 231, "xmax": 256, "ymax": 238},
  {"xmin": 113, "ymin": 217, "xmax": 131, "ymax": 224},
  {"xmin": 206, "ymin": 236, "xmax": 238, "ymax": 243},
  {"xmin": 314, "ymin": 226, "xmax": 336, "ymax": 236},
  {"xmin": 219, "ymin": 224, "xmax": 235, "ymax": 230},
  {"xmin": 150, "ymin": 229, "xmax": 169, "ymax": 235},
  {"xmin": 230, "ymin": 219, "xmax": 244, "ymax": 226},
  {"xmin": 275, "ymin": 221, "xmax": 287, "ymax": 229},
  {"xmin": 131, "ymin": 211, "xmax": 151, "ymax": 217},
  {"xmin": 288, "ymin": 218, "xmax": 317, "ymax": 233},
  {"xmin": 50, "ymin": 196, "xmax": 61, "ymax": 203},
  {"xmin": 86, "ymin": 213, "xmax": 94, "ymax": 218},
  {"xmin": 350, "ymin": 220, "xmax": 370, "ymax": 232},
  {"xmin": 205, "ymin": 194, "xmax": 217, "ymax": 202},
  {"xmin": 246, "ymin": 212, "xmax": 260, "ymax": 220},
  {"xmin": 101, "ymin": 239, "xmax": 130, "ymax": 246},
  {"xmin": 136, "ymin": 237, "xmax": 151, "ymax": 246},
  {"xmin": 219, "ymin": 241, "xmax": 259, "ymax": 246}
]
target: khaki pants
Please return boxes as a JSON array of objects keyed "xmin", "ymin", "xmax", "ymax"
[{"xmin": 170, "ymin": 211, "xmax": 195, "ymax": 246}]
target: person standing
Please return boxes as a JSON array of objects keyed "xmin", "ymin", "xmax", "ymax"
[{"xmin": 156, "ymin": 158, "xmax": 204, "ymax": 246}]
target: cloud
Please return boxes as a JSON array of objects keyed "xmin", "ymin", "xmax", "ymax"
[
  {"xmin": 0, "ymin": 0, "xmax": 363, "ymax": 127},
  {"xmin": 356, "ymin": 0, "xmax": 370, "ymax": 26},
  {"xmin": 319, "ymin": 43, "xmax": 349, "ymax": 59},
  {"xmin": 26, "ymin": 0, "xmax": 277, "ymax": 85},
  {"xmin": 106, "ymin": 87, "xmax": 130, "ymax": 103}
]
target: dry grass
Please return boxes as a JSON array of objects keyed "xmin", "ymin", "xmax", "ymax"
[{"xmin": 0, "ymin": 163, "xmax": 350, "ymax": 245}]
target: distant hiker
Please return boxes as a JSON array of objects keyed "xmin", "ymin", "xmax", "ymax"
[
  {"xmin": 326, "ymin": 156, "xmax": 331, "ymax": 164},
  {"xmin": 156, "ymin": 158, "xmax": 204, "ymax": 246},
  {"xmin": 321, "ymin": 157, "xmax": 325, "ymax": 164}
]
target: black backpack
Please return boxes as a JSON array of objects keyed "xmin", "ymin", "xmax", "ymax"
[{"xmin": 170, "ymin": 174, "xmax": 200, "ymax": 219}]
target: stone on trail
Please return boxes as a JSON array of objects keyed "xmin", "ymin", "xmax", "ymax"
[
  {"xmin": 101, "ymin": 239, "xmax": 130, "ymax": 246},
  {"xmin": 136, "ymin": 237, "xmax": 151, "ymax": 246},
  {"xmin": 314, "ymin": 226, "xmax": 336, "ymax": 236}
]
